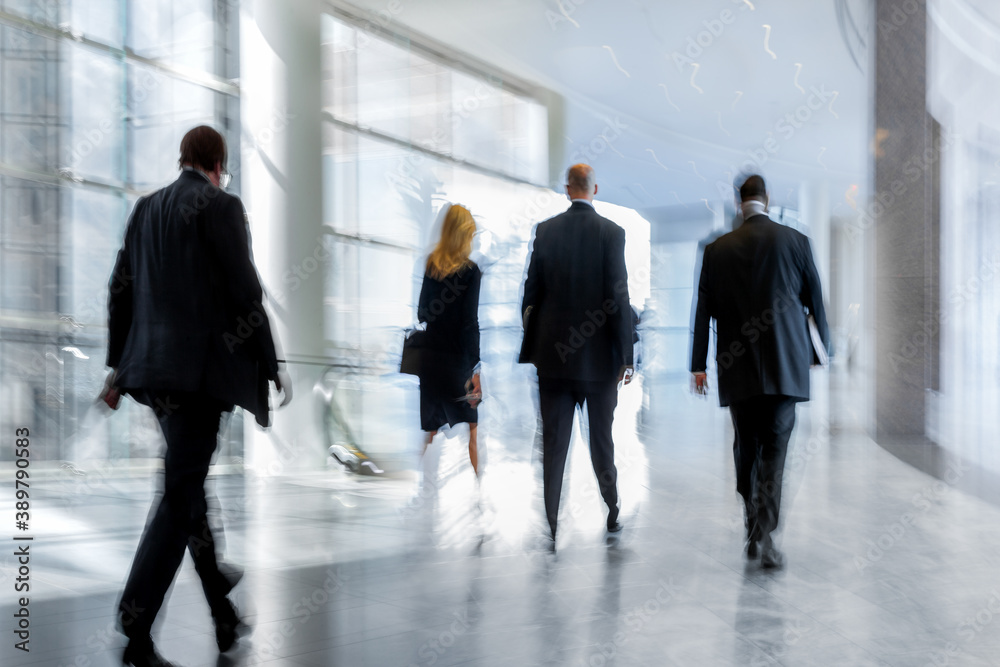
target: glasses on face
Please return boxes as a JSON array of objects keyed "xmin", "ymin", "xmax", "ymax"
[{"xmin": 219, "ymin": 169, "xmax": 232, "ymax": 189}]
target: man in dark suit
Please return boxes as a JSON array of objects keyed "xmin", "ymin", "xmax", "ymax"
[
  {"xmin": 691, "ymin": 174, "xmax": 829, "ymax": 568},
  {"xmin": 106, "ymin": 126, "xmax": 291, "ymax": 666},
  {"xmin": 519, "ymin": 164, "xmax": 633, "ymax": 545}
]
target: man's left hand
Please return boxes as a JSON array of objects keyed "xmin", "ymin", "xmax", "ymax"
[{"xmin": 275, "ymin": 367, "xmax": 293, "ymax": 407}]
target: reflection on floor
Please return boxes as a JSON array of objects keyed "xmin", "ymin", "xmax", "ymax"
[{"xmin": 4, "ymin": 371, "xmax": 1000, "ymax": 666}]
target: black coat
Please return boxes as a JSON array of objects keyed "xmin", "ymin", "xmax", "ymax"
[
  {"xmin": 691, "ymin": 213, "xmax": 830, "ymax": 406},
  {"xmin": 417, "ymin": 262, "xmax": 482, "ymax": 377},
  {"xmin": 519, "ymin": 201, "xmax": 633, "ymax": 382},
  {"xmin": 107, "ymin": 170, "xmax": 279, "ymax": 427}
]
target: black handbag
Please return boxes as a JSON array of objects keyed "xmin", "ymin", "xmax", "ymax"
[{"xmin": 400, "ymin": 328, "xmax": 428, "ymax": 376}]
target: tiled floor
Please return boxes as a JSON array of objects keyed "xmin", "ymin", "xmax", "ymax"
[{"xmin": 4, "ymin": 369, "xmax": 1000, "ymax": 666}]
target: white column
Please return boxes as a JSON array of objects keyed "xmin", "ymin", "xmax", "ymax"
[
  {"xmin": 798, "ymin": 181, "xmax": 831, "ymax": 302},
  {"xmin": 240, "ymin": 0, "xmax": 326, "ymax": 475}
]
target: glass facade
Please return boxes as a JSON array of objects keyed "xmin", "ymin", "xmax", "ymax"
[
  {"xmin": 318, "ymin": 13, "xmax": 560, "ymax": 469},
  {"xmin": 321, "ymin": 11, "xmax": 552, "ymax": 349},
  {"xmin": 927, "ymin": 0, "xmax": 1000, "ymax": 472},
  {"xmin": 0, "ymin": 0, "xmax": 240, "ymax": 465}
]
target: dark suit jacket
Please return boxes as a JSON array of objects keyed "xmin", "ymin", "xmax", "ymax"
[
  {"xmin": 107, "ymin": 170, "xmax": 279, "ymax": 427},
  {"xmin": 519, "ymin": 201, "xmax": 633, "ymax": 382},
  {"xmin": 691, "ymin": 213, "xmax": 830, "ymax": 406}
]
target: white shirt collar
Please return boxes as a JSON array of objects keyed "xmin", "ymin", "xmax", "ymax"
[
  {"xmin": 741, "ymin": 200, "xmax": 768, "ymax": 219},
  {"xmin": 570, "ymin": 198, "xmax": 595, "ymax": 207}
]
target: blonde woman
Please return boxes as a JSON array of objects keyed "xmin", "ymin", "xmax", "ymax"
[{"xmin": 417, "ymin": 204, "xmax": 482, "ymax": 476}]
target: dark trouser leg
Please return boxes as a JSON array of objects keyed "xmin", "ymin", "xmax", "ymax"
[
  {"xmin": 754, "ymin": 396, "xmax": 796, "ymax": 540},
  {"xmin": 188, "ymin": 517, "xmax": 235, "ymax": 620},
  {"xmin": 119, "ymin": 393, "xmax": 223, "ymax": 638},
  {"xmin": 730, "ymin": 402, "xmax": 760, "ymax": 541},
  {"xmin": 583, "ymin": 381, "xmax": 620, "ymax": 522},
  {"xmin": 538, "ymin": 379, "xmax": 576, "ymax": 539}
]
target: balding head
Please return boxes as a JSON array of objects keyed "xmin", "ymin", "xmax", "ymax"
[{"xmin": 566, "ymin": 164, "xmax": 597, "ymax": 201}]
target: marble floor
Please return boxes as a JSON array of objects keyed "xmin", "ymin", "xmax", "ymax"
[{"xmin": 4, "ymin": 369, "xmax": 1000, "ymax": 666}]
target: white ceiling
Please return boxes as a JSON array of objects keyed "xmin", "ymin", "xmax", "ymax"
[{"xmin": 337, "ymin": 0, "xmax": 872, "ymax": 214}]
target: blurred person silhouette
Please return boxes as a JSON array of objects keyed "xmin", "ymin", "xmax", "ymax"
[
  {"xmin": 630, "ymin": 304, "xmax": 641, "ymax": 370},
  {"xmin": 690, "ymin": 174, "xmax": 829, "ymax": 569},
  {"xmin": 417, "ymin": 204, "xmax": 483, "ymax": 479},
  {"xmin": 519, "ymin": 164, "xmax": 633, "ymax": 547},
  {"xmin": 104, "ymin": 126, "xmax": 291, "ymax": 666}
]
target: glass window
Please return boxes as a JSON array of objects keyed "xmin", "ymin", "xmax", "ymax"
[
  {"xmin": 1, "ymin": 26, "xmax": 59, "ymax": 172},
  {"xmin": 66, "ymin": 45, "xmax": 126, "ymax": 184},
  {"xmin": 320, "ymin": 14, "xmax": 563, "ymax": 363},
  {"xmin": 321, "ymin": 14, "xmax": 548, "ymax": 184},
  {"xmin": 128, "ymin": 0, "xmax": 216, "ymax": 74},
  {"xmin": 0, "ymin": 1, "xmax": 240, "ymax": 465},
  {"xmin": 71, "ymin": 0, "xmax": 125, "ymax": 48}
]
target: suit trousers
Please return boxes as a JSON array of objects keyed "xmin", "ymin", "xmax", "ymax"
[
  {"xmin": 538, "ymin": 377, "xmax": 620, "ymax": 538},
  {"xmin": 729, "ymin": 395, "xmax": 797, "ymax": 543},
  {"xmin": 119, "ymin": 392, "xmax": 234, "ymax": 639}
]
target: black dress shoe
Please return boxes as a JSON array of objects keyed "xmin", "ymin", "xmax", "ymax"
[
  {"xmin": 122, "ymin": 638, "xmax": 176, "ymax": 667},
  {"xmin": 214, "ymin": 599, "xmax": 245, "ymax": 652},
  {"xmin": 761, "ymin": 546, "xmax": 784, "ymax": 569},
  {"xmin": 607, "ymin": 520, "xmax": 623, "ymax": 533},
  {"xmin": 215, "ymin": 616, "xmax": 244, "ymax": 652}
]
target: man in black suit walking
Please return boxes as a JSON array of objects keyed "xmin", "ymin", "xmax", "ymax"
[
  {"xmin": 106, "ymin": 126, "xmax": 291, "ymax": 666},
  {"xmin": 520, "ymin": 164, "xmax": 633, "ymax": 545},
  {"xmin": 691, "ymin": 174, "xmax": 829, "ymax": 568}
]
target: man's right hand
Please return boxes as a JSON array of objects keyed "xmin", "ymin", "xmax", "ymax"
[
  {"xmin": 99, "ymin": 368, "xmax": 121, "ymax": 409},
  {"xmin": 692, "ymin": 372, "xmax": 709, "ymax": 395}
]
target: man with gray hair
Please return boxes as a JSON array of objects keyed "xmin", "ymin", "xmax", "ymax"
[{"xmin": 519, "ymin": 164, "xmax": 634, "ymax": 546}]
